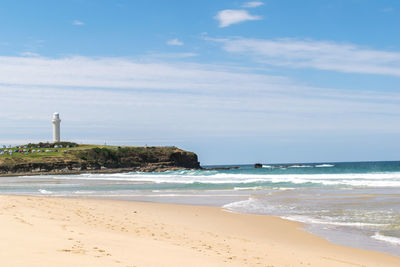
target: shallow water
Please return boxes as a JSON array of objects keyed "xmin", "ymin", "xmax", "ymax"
[{"xmin": 0, "ymin": 161, "xmax": 399, "ymax": 257}]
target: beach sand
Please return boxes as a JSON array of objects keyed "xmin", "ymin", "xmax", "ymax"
[{"xmin": 0, "ymin": 195, "xmax": 399, "ymax": 266}]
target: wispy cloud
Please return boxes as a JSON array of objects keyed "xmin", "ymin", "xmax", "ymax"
[
  {"xmin": 0, "ymin": 56, "xmax": 399, "ymax": 118},
  {"xmin": 212, "ymin": 37, "xmax": 400, "ymax": 76},
  {"xmin": 0, "ymin": 56, "xmax": 288, "ymax": 92},
  {"xmin": 382, "ymin": 7, "xmax": 394, "ymax": 12},
  {"xmin": 24, "ymin": 39, "xmax": 45, "ymax": 51},
  {"xmin": 167, "ymin": 38, "xmax": 184, "ymax": 46},
  {"xmin": 0, "ymin": 55, "xmax": 399, "ymax": 159},
  {"xmin": 214, "ymin": 10, "xmax": 262, "ymax": 28},
  {"xmin": 143, "ymin": 52, "xmax": 198, "ymax": 59},
  {"xmin": 242, "ymin": 1, "xmax": 264, "ymax": 8},
  {"xmin": 19, "ymin": 51, "xmax": 40, "ymax": 57},
  {"xmin": 73, "ymin": 20, "xmax": 85, "ymax": 26}
]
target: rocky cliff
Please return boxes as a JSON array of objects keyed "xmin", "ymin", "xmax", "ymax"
[{"xmin": 0, "ymin": 145, "xmax": 201, "ymax": 176}]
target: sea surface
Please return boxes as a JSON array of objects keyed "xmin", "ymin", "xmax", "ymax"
[{"xmin": 1, "ymin": 161, "xmax": 399, "ymax": 257}]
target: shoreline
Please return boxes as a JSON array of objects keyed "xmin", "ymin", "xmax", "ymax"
[
  {"xmin": 0, "ymin": 166, "xmax": 191, "ymax": 177},
  {"xmin": 1, "ymin": 195, "xmax": 399, "ymax": 266}
]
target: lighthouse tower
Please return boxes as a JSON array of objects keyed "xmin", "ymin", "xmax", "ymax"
[{"xmin": 52, "ymin": 112, "xmax": 61, "ymax": 143}]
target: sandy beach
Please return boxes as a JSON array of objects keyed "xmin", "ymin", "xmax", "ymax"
[{"xmin": 0, "ymin": 195, "xmax": 399, "ymax": 267}]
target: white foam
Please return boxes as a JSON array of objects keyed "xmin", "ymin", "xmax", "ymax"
[
  {"xmin": 289, "ymin": 165, "xmax": 313, "ymax": 168},
  {"xmin": 233, "ymin": 186, "xmax": 263, "ymax": 191},
  {"xmin": 224, "ymin": 198, "xmax": 391, "ymax": 230},
  {"xmin": 67, "ymin": 193, "xmax": 244, "ymax": 198},
  {"xmin": 372, "ymin": 233, "xmax": 400, "ymax": 246},
  {"xmin": 27, "ymin": 171, "xmax": 400, "ymax": 188},
  {"xmin": 273, "ymin": 187, "xmax": 296, "ymax": 191},
  {"xmin": 262, "ymin": 165, "xmax": 273, "ymax": 168},
  {"xmin": 38, "ymin": 189, "xmax": 52, "ymax": 195},
  {"xmin": 74, "ymin": 190, "xmax": 95, "ymax": 194},
  {"xmin": 282, "ymin": 215, "xmax": 388, "ymax": 228},
  {"xmin": 223, "ymin": 197, "xmax": 275, "ymax": 214},
  {"xmin": 315, "ymin": 164, "xmax": 335, "ymax": 168}
]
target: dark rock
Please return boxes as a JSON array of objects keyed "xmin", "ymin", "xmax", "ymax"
[
  {"xmin": 169, "ymin": 151, "xmax": 201, "ymax": 169},
  {"xmin": 205, "ymin": 167, "xmax": 239, "ymax": 170},
  {"xmin": 254, "ymin": 163, "xmax": 263, "ymax": 168}
]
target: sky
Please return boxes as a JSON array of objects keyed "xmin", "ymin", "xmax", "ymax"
[{"xmin": 0, "ymin": 0, "xmax": 399, "ymax": 165}]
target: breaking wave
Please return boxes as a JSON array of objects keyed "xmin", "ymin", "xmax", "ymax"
[
  {"xmin": 372, "ymin": 233, "xmax": 400, "ymax": 246},
  {"xmin": 46, "ymin": 171, "xmax": 400, "ymax": 187}
]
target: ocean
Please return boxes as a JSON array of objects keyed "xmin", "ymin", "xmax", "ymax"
[{"xmin": 0, "ymin": 161, "xmax": 399, "ymax": 257}]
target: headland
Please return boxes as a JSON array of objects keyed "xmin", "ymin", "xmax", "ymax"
[{"xmin": 0, "ymin": 142, "xmax": 201, "ymax": 176}]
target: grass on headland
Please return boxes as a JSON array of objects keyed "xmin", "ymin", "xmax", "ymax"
[
  {"xmin": 0, "ymin": 143, "xmax": 98, "ymax": 160},
  {"xmin": 0, "ymin": 142, "xmax": 180, "ymax": 165}
]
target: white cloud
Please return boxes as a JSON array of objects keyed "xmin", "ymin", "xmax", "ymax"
[
  {"xmin": 0, "ymin": 56, "xmax": 289, "ymax": 92},
  {"xmin": 0, "ymin": 56, "xmax": 399, "ymax": 122},
  {"xmin": 167, "ymin": 38, "xmax": 184, "ymax": 46},
  {"xmin": 73, "ymin": 20, "xmax": 85, "ymax": 26},
  {"xmin": 242, "ymin": 1, "xmax": 264, "ymax": 8},
  {"xmin": 0, "ymin": 54, "xmax": 400, "ymax": 163},
  {"xmin": 24, "ymin": 39, "xmax": 45, "ymax": 51},
  {"xmin": 213, "ymin": 37, "xmax": 400, "ymax": 76},
  {"xmin": 19, "ymin": 51, "xmax": 40, "ymax": 57},
  {"xmin": 214, "ymin": 9, "xmax": 262, "ymax": 28},
  {"xmin": 382, "ymin": 7, "xmax": 394, "ymax": 12},
  {"xmin": 143, "ymin": 52, "xmax": 198, "ymax": 59}
]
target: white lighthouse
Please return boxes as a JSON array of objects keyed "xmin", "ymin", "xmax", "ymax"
[{"xmin": 52, "ymin": 112, "xmax": 61, "ymax": 143}]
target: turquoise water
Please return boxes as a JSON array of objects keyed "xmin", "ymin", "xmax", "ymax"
[{"xmin": 0, "ymin": 161, "xmax": 399, "ymax": 256}]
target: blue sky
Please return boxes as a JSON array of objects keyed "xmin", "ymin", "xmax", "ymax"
[{"xmin": 0, "ymin": 0, "xmax": 400, "ymax": 164}]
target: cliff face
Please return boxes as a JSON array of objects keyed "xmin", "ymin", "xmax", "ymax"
[
  {"xmin": 169, "ymin": 151, "xmax": 201, "ymax": 169},
  {"xmin": 0, "ymin": 146, "xmax": 201, "ymax": 176}
]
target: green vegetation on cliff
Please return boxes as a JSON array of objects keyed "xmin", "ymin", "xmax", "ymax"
[{"xmin": 0, "ymin": 143, "xmax": 201, "ymax": 175}]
